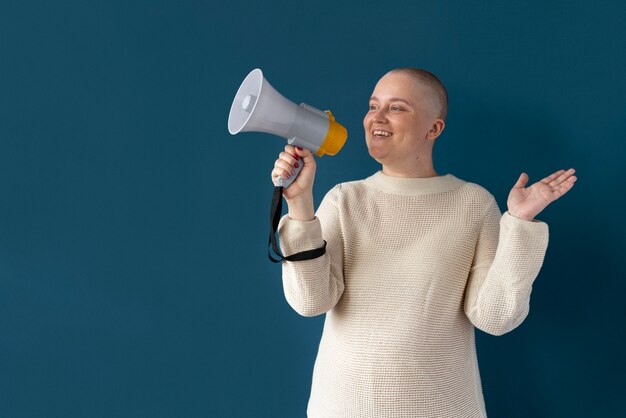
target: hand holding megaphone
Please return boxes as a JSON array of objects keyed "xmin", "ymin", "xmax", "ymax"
[
  {"xmin": 228, "ymin": 69, "xmax": 347, "ymax": 263},
  {"xmin": 228, "ymin": 69, "xmax": 347, "ymax": 189},
  {"xmin": 271, "ymin": 145, "xmax": 316, "ymax": 202}
]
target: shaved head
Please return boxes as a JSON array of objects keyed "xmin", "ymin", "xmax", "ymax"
[{"xmin": 387, "ymin": 68, "xmax": 448, "ymax": 121}]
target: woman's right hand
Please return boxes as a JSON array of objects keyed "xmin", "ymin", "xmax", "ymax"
[{"xmin": 271, "ymin": 145, "xmax": 316, "ymax": 202}]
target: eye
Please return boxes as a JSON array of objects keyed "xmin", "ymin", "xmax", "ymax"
[
  {"xmin": 391, "ymin": 105, "xmax": 404, "ymax": 111},
  {"xmin": 369, "ymin": 103, "xmax": 378, "ymax": 111}
]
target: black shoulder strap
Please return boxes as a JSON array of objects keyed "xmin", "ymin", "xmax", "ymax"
[{"xmin": 268, "ymin": 186, "xmax": 327, "ymax": 263}]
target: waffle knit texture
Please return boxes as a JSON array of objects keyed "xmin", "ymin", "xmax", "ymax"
[{"xmin": 278, "ymin": 171, "xmax": 549, "ymax": 418}]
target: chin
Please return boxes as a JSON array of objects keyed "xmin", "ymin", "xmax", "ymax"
[{"xmin": 366, "ymin": 148, "xmax": 386, "ymax": 164}]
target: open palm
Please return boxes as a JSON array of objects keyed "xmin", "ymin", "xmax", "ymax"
[{"xmin": 507, "ymin": 169, "xmax": 577, "ymax": 221}]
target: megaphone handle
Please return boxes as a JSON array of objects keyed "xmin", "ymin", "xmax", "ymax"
[{"xmin": 275, "ymin": 160, "xmax": 304, "ymax": 189}]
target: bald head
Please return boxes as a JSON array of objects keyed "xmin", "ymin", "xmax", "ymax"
[{"xmin": 387, "ymin": 68, "xmax": 448, "ymax": 122}]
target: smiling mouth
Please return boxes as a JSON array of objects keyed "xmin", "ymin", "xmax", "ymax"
[{"xmin": 372, "ymin": 129, "xmax": 393, "ymax": 137}]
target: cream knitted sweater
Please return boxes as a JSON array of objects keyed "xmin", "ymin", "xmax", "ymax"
[{"xmin": 278, "ymin": 171, "xmax": 549, "ymax": 418}]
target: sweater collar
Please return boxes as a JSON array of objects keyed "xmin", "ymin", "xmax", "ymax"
[{"xmin": 365, "ymin": 171, "xmax": 465, "ymax": 196}]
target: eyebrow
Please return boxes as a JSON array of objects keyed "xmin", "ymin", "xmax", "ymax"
[{"xmin": 369, "ymin": 96, "xmax": 413, "ymax": 106}]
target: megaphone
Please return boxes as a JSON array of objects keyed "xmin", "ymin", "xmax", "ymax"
[{"xmin": 228, "ymin": 68, "xmax": 347, "ymax": 188}]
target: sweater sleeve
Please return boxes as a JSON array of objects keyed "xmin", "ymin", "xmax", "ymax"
[
  {"xmin": 277, "ymin": 186, "xmax": 345, "ymax": 317},
  {"xmin": 463, "ymin": 197, "xmax": 549, "ymax": 336}
]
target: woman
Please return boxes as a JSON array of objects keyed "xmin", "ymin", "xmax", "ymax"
[{"xmin": 271, "ymin": 68, "xmax": 577, "ymax": 417}]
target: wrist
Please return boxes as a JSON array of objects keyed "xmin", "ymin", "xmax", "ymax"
[
  {"xmin": 286, "ymin": 194, "xmax": 315, "ymax": 221},
  {"xmin": 508, "ymin": 210, "xmax": 534, "ymax": 221}
]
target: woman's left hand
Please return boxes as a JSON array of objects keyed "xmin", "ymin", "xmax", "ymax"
[{"xmin": 507, "ymin": 169, "xmax": 577, "ymax": 221}]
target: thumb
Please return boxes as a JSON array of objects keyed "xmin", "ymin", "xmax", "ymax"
[{"xmin": 513, "ymin": 172, "xmax": 529, "ymax": 189}]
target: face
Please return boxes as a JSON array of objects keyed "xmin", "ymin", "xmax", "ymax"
[{"xmin": 363, "ymin": 72, "xmax": 442, "ymax": 171}]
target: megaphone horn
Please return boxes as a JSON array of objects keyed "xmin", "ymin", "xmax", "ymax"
[{"xmin": 228, "ymin": 68, "xmax": 347, "ymax": 189}]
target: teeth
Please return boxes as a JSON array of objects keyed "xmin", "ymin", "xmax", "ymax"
[{"xmin": 373, "ymin": 130, "xmax": 392, "ymax": 137}]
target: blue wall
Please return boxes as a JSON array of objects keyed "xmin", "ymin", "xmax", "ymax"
[{"xmin": 1, "ymin": 1, "xmax": 624, "ymax": 417}]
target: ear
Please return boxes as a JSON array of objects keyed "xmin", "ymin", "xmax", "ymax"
[{"xmin": 426, "ymin": 118, "xmax": 445, "ymax": 141}]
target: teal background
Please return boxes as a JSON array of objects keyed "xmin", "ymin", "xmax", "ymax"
[{"xmin": 1, "ymin": 1, "xmax": 624, "ymax": 417}]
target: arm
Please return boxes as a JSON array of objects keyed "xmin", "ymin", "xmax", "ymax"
[
  {"xmin": 278, "ymin": 189, "xmax": 345, "ymax": 317},
  {"xmin": 271, "ymin": 145, "xmax": 344, "ymax": 317},
  {"xmin": 464, "ymin": 198, "xmax": 549, "ymax": 336},
  {"xmin": 464, "ymin": 168, "xmax": 576, "ymax": 335}
]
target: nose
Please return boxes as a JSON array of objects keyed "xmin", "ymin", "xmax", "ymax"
[{"xmin": 372, "ymin": 108, "xmax": 389, "ymax": 124}]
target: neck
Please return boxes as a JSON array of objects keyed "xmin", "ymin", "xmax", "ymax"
[{"xmin": 382, "ymin": 162, "xmax": 438, "ymax": 178}]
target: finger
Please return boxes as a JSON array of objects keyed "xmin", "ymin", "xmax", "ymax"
[
  {"xmin": 278, "ymin": 151, "xmax": 298, "ymax": 167},
  {"xmin": 274, "ymin": 158, "xmax": 297, "ymax": 175},
  {"xmin": 294, "ymin": 146, "xmax": 312, "ymax": 157},
  {"xmin": 551, "ymin": 176, "xmax": 577, "ymax": 199},
  {"xmin": 271, "ymin": 167, "xmax": 294, "ymax": 183},
  {"xmin": 513, "ymin": 173, "xmax": 529, "ymax": 189},
  {"xmin": 541, "ymin": 169, "xmax": 565, "ymax": 184},
  {"xmin": 284, "ymin": 144, "xmax": 301, "ymax": 158},
  {"xmin": 549, "ymin": 168, "xmax": 576, "ymax": 187},
  {"xmin": 294, "ymin": 146, "xmax": 315, "ymax": 165},
  {"xmin": 273, "ymin": 162, "xmax": 296, "ymax": 183},
  {"xmin": 561, "ymin": 175, "xmax": 577, "ymax": 188},
  {"xmin": 271, "ymin": 167, "xmax": 288, "ymax": 179}
]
